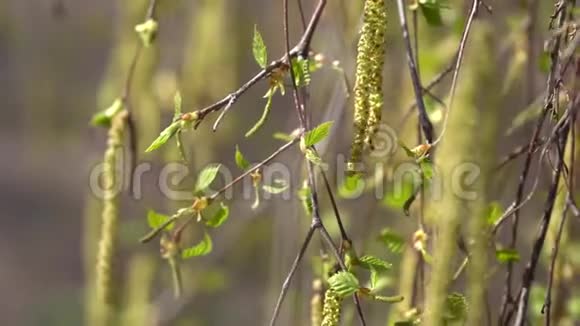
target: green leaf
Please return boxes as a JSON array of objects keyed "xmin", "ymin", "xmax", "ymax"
[
  {"xmin": 181, "ymin": 231, "xmax": 213, "ymax": 259},
  {"xmin": 443, "ymin": 292, "xmax": 468, "ymax": 321},
  {"xmin": 146, "ymin": 122, "xmax": 180, "ymax": 152},
  {"xmin": 304, "ymin": 121, "xmax": 333, "ymax": 147},
  {"xmin": 328, "ymin": 271, "xmax": 360, "ymax": 298},
  {"xmin": 252, "ymin": 25, "xmax": 267, "ymax": 68},
  {"xmin": 205, "ymin": 203, "xmax": 229, "ymax": 228},
  {"xmin": 377, "ymin": 228, "xmax": 405, "ymax": 254},
  {"xmin": 358, "ymin": 255, "xmax": 391, "ymax": 290},
  {"xmin": 91, "ymin": 98, "xmax": 124, "ymax": 127},
  {"xmin": 420, "ymin": 3, "xmax": 443, "ymax": 26},
  {"xmin": 383, "ymin": 170, "xmax": 421, "ymax": 209},
  {"xmin": 291, "ymin": 57, "xmax": 312, "ymax": 87},
  {"xmin": 485, "ymin": 202, "xmax": 503, "ymax": 225},
  {"xmin": 195, "ymin": 164, "xmax": 221, "ymax": 192},
  {"xmin": 495, "ymin": 248, "xmax": 520, "ymax": 264},
  {"xmin": 245, "ymin": 88, "xmax": 274, "ymax": 137},
  {"xmin": 263, "ymin": 179, "xmax": 289, "ymax": 194},
  {"xmin": 358, "ymin": 255, "xmax": 392, "ymax": 272},
  {"xmin": 235, "ymin": 145, "xmax": 250, "ymax": 170},
  {"xmin": 147, "ymin": 210, "xmax": 175, "ymax": 230}
]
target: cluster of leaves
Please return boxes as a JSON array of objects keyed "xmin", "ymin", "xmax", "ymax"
[
  {"xmin": 147, "ymin": 164, "xmax": 227, "ymax": 260},
  {"xmin": 234, "ymin": 145, "xmax": 289, "ymax": 209}
]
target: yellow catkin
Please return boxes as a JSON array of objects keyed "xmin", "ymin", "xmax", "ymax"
[
  {"xmin": 349, "ymin": 0, "xmax": 387, "ymax": 171},
  {"xmin": 321, "ymin": 289, "xmax": 343, "ymax": 326},
  {"xmin": 93, "ymin": 111, "xmax": 127, "ymax": 326},
  {"xmin": 311, "ymin": 279, "xmax": 324, "ymax": 326}
]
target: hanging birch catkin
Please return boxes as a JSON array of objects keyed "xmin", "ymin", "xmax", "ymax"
[
  {"xmin": 321, "ymin": 289, "xmax": 343, "ymax": 326},
  {"xmin": 348, "ymin": 0, "xmax": 387, "ymax": 173}
]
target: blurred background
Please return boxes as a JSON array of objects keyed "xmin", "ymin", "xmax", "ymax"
[{"xmin": 1, "ymin": 0, "xmax": 579, "ymax": 325}]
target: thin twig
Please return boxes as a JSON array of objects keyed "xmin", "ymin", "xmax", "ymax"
[
  {"xmin": 498, "ymin": 4, "xmax": 567, "ymax": 323},
  {"xmin": 432, "ymin": 0, "xmax": 482, "ymax": 145},
  {"xmin": 395, "ymin": 0, "xmax": 434, "ymax": 143},
  {"xmin": 203, "ymin": 0, "xmax": 327, "ymax": 131},
  {"xmin": 210, "ymin": 138, "xmax": 299, "ymax": 200},
  {"xmin": 513, "ymin": 111, "xmax": 572, "ymax": 326},
  {"xmin": 495, "ymin": 137, "xmax": 547, "ymax": 170},
  {"xmin": 271, "ymin": 0, "xmax": 366, "ymax": 324},
  {"xmin": 268, "ymin": 225, "xmax": 316, "ymax": 326},
  {"xmin": 320, "ymin": 168, "xmax": 349, "ymax": 243}
]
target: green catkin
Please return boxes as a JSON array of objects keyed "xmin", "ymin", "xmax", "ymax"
[
  {"xmin": 321, "ymin": 289, "xmax": 343, "ymax": 326},
  {"xmin": 349, "ymin": 0, "xmax": 387, "ymax": 172},
  {"xmin": 311, "ymin": 279, "xmax": 324, "ymax": 326},
  {"xmin": 92, "ymin": 111, "xmax": 127, "ymax": 326}
]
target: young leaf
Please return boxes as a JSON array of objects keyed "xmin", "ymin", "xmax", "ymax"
[
  {"xmin": 147, "ymin": 210, "xmax": 175, "ymax": 230},
  {"xmin": 419, "ymin": 3, "xmax": 443, "ymax": 26},
  {"xmin": 181, "ymin": 231, "xmax": 213, "ymax": 259},
  {"xmin": 205, "ymin": 202, "xmax": 229, "ymax": 228},
  {"xmin": 304, "ymin": 121, "xmax": 334, "ymax": 147},
  {"xmin": 383, "ymin": 171, "xmax": 421, "ymax": 210},
  {"xmin": 328, "ymin": 271, "xmax": 360, "ymax": 298},
  {"xmin": 262, "ymin": 179, "xmax": 289, "ymax": 194},
  {"xmin": 252, "ymin": 25, "xmax": 267, "ymax": 68},
  {"xmin": 377, "ymin": 228, "xmax": 405, "ymax": 254},
  {"xmin": 485, "ymin": 202, "xmax": 503, "ymax": 225},
  {"xmin": 358, "ymin": 255, "xmax": 392, "ymax": 272},
  {"xmin": 495, "ymin": 248, "xmax": 520, "ymax": 264},
  {"xmin": 291, "ymin": 57, "xmax": 312, "ymax": 87},
  {"xmin": 245, "ymin": 88, "xmax": 274, "ymax": 137},
  {"xmin": 146, "ymin": 122, "xmax": 180, "ymax": 152},
  {"xmin": 235, "ymin": 145, "xmax": 250, "ymax": 170},
  {"xmin": 195, "ymin": 164, "xmax": 221, "ymax": 192}
]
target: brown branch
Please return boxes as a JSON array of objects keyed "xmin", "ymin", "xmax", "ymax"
[
  {"xmin": 498, "ymin": 3, "xmax": 568, "ymax": 323},
  {"xmin": 202, "ymin": 0, "xmax": 327, "ymax": 131}
]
